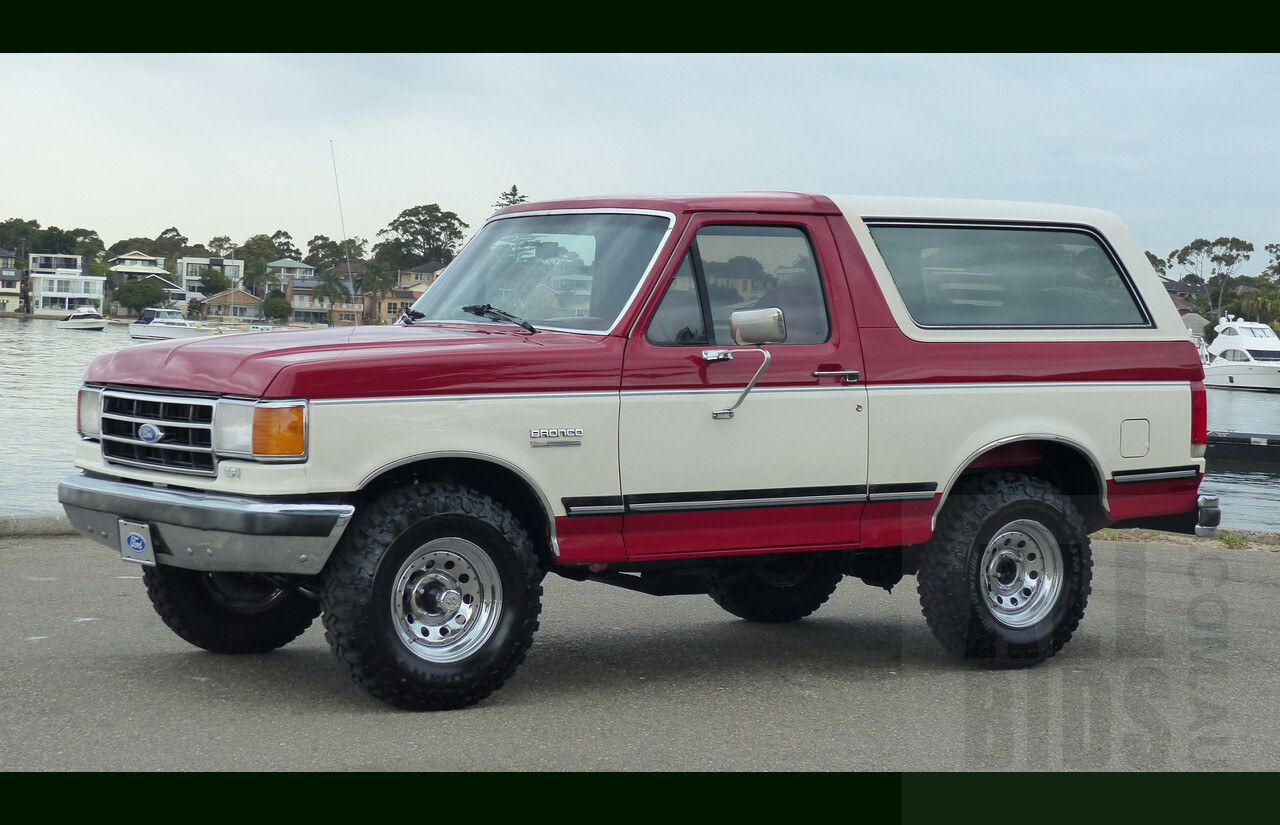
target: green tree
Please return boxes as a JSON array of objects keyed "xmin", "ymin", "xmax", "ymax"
[
  {"xmin": 493, "ymin": 185, "xmax": 529, "ymax": 210},
  {"xmin": 310, "ymin": 270, "xmax": 352, "ymax": 325},
  {"xmin": 305, "ymin": 234, "xmax": 368, "ymax": 270},
  {"xmin": 374, "ymin": 204, "xmax": 469, "ymax": 269},
  {"xmin": 208, "ymin": 235, "xmax": 235, "ymax": 257},
  {"xmin": 116, "ymin": 278, "xmax": 169, "ymax": 312},
  {"xmin": 1170, "ymin": 237, "xmax": 1254, "ymax": 313},
  {"xmin": 272, "ymin": 230, "xmax": 301, "ymax": 261},
  {"xmin": 356, "ymin": 258, "xmax": 397, "ymax": 322},
  {"xmin": 241, "ymin": 258, "xmax": 274, "ymax": 298},
  {"xmin": 1261, "ymin": 243, "xmax": 1280, "ymax": 284},
  {"xmin": 263, "ymin": 292, "xmax": 292, "ymax": 323},
  {"xmin": 197, "ymin": 268, "xmax": 233, "ymax": 296}
]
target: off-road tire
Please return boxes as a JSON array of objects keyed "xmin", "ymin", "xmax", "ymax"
[
  {"xmin": 708, "ymin": 553, "xmax": 842, "ymax": 622},
  {"xmin": 917, "ymin": 473, "xmax": 1091, "ymax": 667},
  {"xmin": 142, "ymin": 567, "xmax": 321, "ymax": 654},
  {"xmin": 321, "ymin": 483, "xmax": 543, "ymax": 711}
]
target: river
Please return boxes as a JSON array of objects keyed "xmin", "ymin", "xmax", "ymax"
[{"xmin": 2, "ymin": 315, "xmax": 1277, "ymax": 530}]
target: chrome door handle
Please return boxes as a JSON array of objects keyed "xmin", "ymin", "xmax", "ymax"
[{"xmin": 812, "ymin": 370, "xmax": 860, "ymax": 384}]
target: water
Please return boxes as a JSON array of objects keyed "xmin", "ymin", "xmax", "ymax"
[{"xmin": 2, "ymin": 316, "xmax": 1277, "ymax": 530}]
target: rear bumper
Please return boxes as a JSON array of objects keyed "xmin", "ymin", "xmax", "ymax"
[
  {"xmin": 58, "ymin": 473, "xmax": 355, "ymax": 574},
  {"xmin": 1110, "ymin": 494, "xmax": 1222, "ymax": 538}
]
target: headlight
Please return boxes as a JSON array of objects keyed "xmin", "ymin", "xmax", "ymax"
[
  {"xmin": 77, "ymin": 387, "xmax": 103, "ymax": 439},
  {"xmin": 214, "ymin": 400, "xmax": 307, "ymax": 460}
]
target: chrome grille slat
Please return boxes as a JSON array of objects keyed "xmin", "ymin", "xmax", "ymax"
[{"xmin": 100, "ymin": 390, "xmax": 219, "ymax": 477}]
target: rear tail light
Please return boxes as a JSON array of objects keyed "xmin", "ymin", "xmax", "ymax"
[{"xmin": 1191, "ymin": 380, "xmax": 1207, "ymax": 458}]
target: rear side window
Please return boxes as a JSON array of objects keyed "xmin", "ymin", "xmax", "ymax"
[{"xmin": 866, "ymin": 223, "xmax": 1149, "ymax": 328}]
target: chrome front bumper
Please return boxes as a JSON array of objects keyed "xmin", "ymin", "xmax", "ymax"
[{"xmin": 58, "ymin": 473, "xmax": 355, "ymax": 575}]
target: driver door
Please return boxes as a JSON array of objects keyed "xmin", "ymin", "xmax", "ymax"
[{"xmin": 618, "ymin": 215, "xmax": 869, "ymax": 560}]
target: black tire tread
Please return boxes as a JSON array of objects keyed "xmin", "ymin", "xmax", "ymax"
[
  {"xmin": 321, "ymin": 483, "xmax": 543, "ymax": 711},
  {"xmin": 708, "ymin": 554, "xmax": 842, "ymax": 623},
  {"xmin": 916, "ymin": 473, "xmax": 1091, "ymax": 667},
  {"xmin": 143, "ymin": 567, "xmax": 320, "ymax": 654}
]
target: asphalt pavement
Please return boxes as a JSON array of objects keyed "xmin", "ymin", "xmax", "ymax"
[{"xmin": 3, "ymin": 524, "xmax": 1278, "ymax": 772}]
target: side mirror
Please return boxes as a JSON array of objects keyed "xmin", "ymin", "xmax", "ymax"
[{"xmin": 730, "ymin": 307, "xmax": 787, "ymax": 345}]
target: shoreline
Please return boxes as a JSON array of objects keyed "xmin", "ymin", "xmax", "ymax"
[{"xmin": 3, "ymin": 512, "xmax": 1276, "ymax": 552}]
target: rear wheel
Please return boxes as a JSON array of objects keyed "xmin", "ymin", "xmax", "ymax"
[
  {"xmin": 708, "ymin": 553, "xmax": 842, "ymax": 622},
  {"xmin": 142, "ymin": 567, "xmax": 320, "ymax": 654},
  {"xmin": 321, "ymin": 483, "xmax": 543, "ymax": 710},
  {"xmin": 916, "ymin": 473, "xmax": 1091, "ymax": 666}
]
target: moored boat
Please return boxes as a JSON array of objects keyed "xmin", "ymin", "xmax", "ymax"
[
  {"xmin": 1203, "ymin": 315, "xmax": 1280, "ymax": 392},
  {"xmin": 56, "ymin": 307, "xmax": 109, "ymax": 330},
  {"xmin": 129, "ymin": 307, "xmax": 219, "ymax": 340}
]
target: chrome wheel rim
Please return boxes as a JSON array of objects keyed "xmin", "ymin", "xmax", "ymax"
[
  {"xmin": 392, "ymin": 538, "xmax": 502, "ymax": 663},
  {"xmin": 978, "ymin": 519, "xmax": 1063, "ymax": 628}
]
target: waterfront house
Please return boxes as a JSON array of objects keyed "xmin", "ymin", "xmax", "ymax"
[
  {"xmin": 175, "ymin": 255, "xmax": 246, "ymax": 298},
  {"xmin": 285, "ymin": 273, "xmax": 361, "ymax": 326},
  {"xmin": 366, "ymin": 287, "xmax": 421, "ymax": 324},
  {"xmin": 397, "ymin": 259, "xmax": 446, "ymax": 289},
  {"xmin": 109, "ymin": 251, "xmax": 170, "ymax": 282},
  {"xmin": 28, "ymin": 252, "xmax": 104, "ymax": 316},
  {"xmin": 203, "ymin": 288, "xmax": 264, "ymax": 322},
  {"xmin": 0, "ymin": 248, "xmax": 19, "ymax": 312}
]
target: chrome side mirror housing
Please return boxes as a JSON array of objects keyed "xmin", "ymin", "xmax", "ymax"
[{"xmin": 730, "ymin": 307, "xmax": 786, "ymax": 346}]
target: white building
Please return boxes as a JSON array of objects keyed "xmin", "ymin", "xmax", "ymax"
[
  {"xmin": 29, "ymin": 253, "xmax": 104, "ymax": 316},
  {"xmin": 109, "ymin": 251, "xmax": 170, "ymax": 282},
  {"xmin": 175, "ymin": 256, "xmax": 245, "ymax": 296}
]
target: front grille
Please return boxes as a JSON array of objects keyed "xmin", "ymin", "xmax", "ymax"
[{"xmin": 100, "ymin": 390, "xmax": 218, "ymax": 476}]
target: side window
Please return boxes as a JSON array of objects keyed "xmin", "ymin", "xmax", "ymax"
[
  {"xmin": 647, "ymin": 224, "xmax": 830, "ymax": 346},
  {"xmin": 866, "ymin": 223, "xmax": 1149, "ymax": 328}
]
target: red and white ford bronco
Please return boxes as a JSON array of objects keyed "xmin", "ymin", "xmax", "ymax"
[{"xmin": 60, "ymin": 193, "xmax": 1220, "ymax": 710}]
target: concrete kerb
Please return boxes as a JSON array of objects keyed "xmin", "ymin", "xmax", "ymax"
[{"xmin": 0, "ymin": 513, "xmax": 76, "ymax": 538}]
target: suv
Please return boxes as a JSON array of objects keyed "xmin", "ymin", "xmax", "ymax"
[{"xmin": 59, "ymin": 193, "xmax": 1220, "ymax": 710}]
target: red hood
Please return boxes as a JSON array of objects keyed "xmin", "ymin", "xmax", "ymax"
[{"xmin": 83, "ymin": 324, "xmax": 626, "ymax": 399}]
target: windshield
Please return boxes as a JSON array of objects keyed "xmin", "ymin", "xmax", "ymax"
[{"xmin": 408, "ymin": 212, "xmax": 671, "ymax": 332}]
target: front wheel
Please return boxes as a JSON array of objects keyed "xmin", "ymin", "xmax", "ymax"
[
  {"xmin": 321, "ymin": 483, "xmax": 543, "ymax": 711},
  {"xmin": 916, "ymin": 473, "xmax": 1092, "ymax": 666},
  {"xmin": 142, "ymin": 567, "xmax": 321, "ymax": 654}
]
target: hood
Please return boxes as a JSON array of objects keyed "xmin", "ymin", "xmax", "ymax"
[{"xmin": 83, "ymin": 324, "xmax": 627, "ymax": 399}]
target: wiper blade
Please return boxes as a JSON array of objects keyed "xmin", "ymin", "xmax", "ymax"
[
  {"xmin": 400, "ymin": 308, "xmax": 426, "ymax": 325},
  {"xmin": 462, "ymin": 304, "xmax": 537, "ymax": 333}
]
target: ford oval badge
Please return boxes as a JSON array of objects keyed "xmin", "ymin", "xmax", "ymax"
[{"xmin": 138, "ymin": 423, "xmax": 164, "ymax": 443}]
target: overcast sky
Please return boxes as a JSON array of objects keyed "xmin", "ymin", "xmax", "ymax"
[{"xmin": 5, "ymin": 53, "xmax": 1278, "ymax": 273}]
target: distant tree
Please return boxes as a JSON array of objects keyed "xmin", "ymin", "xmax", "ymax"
[
  {"xmin": 208, "ymin": 235, "xmax": 235, "ymax": 257},
  {"xmin": 305, "ymin": 234, "xmax": 368, "ymax": 270},
  {"xmin": 1262, "ymin": 243, "xmax": 1280, "ymax": 284},
  {"xmin": 375, "ymin": 204, "xmax": 469, "ymax": 268},
  {"xmin": 311, "ymin": 270, "xmax": 351, "ymax": 324},
  {"xmin": 357, "ymin": 258, "xmax": 397, "ymax": 320},
  {"xmin": 116, "ymin": 278, "xmax": 169, "ymax": 311},
  {"xmin": 241, "ymin": 258, "xmax": 274, "ymax": 298},
  {"xmin": 493, "ymin": 185, "xmax": 529, "ymax": 210},
  {"xmin": 263, "ymin": 294, "xmax": 292, "ymax": 323},
  {"xmin": 1145, "ymin": 251, "xmax": 1168, "ymax": 278},
  {"xmin": 238, "ymin": 233, "xmax": 283, "ymax": 265},
  {"xmin": 271, "ymin": 230, "xmax": 302, "ymax": 261},
  {"xmin": 197, "ymin": 268, "xmax": 233, "ymax": 296},
  {"xmin": 1170, "ymin": 237, "xmax": 1254, "ymax": 313}
]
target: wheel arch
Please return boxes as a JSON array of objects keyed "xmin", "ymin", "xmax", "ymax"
[
  {"xmin": 935, "ymin": 435, "xmax": 1110, "ymax": 533},
  {"xmin": 354, "ymin": 453, "xmax": 558, "ymax": 566}
]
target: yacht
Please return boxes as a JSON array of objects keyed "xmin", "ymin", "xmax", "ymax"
[{"xmin": 1203, "ymin": 315, "xmax": 1280, "ymax": 392}]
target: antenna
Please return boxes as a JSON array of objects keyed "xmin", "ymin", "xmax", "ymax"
[{"xmin": 330, "ymin": 140, "xmax": 354, "ymax": 282}]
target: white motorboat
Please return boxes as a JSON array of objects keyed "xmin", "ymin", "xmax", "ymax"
[
  {"xmin": 1203, "ymin": 315, "xmax": 1280, "ymax": 392},
  {"xmin": 56, "ymin": 307, "xmax": 109, "ymax": 330},
  {"xmin": 129, "ymin": 307, "xmax": 219, "ymax": 340}
]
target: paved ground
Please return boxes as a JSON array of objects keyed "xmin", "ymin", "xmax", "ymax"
[{"xmin": 2, "ymin": 529, "xmax": 1278, "ymax": 771}]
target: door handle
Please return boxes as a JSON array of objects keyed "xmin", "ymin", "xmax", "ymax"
[{"xmin": 812, "ymin": 369, "xmax": 860, "ymax": 384}]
